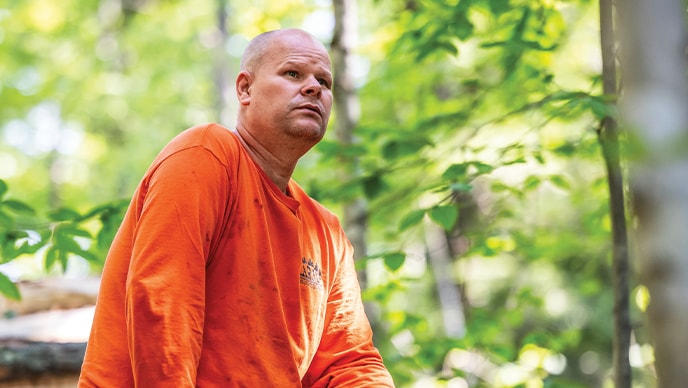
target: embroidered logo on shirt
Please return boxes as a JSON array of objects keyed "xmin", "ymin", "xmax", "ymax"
[{"xmin": 300, "ymin": 257, "xmax": 323, "ymax": 290}]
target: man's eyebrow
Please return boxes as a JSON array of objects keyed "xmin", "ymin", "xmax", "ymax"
[{"xmin": 280, "ymin": 60, "xmax": 332, "ymax": 75}]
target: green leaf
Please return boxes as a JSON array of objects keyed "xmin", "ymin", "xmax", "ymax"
[
  {"xmin": 588, "ymin": 95, "xmax": 615, "ymax": 119},
  {"xmin": 1, "ymin": 199, "xmax": 36, "ymax": 215},
  {"xmin": 449, "ymin": 183, "xmax": 473, "ymax": 192},
  {"xmin": 362, "ymin": 174, "xmax": 387, "ymax": 199},
  {"xmin": 553, "ymin": 143, "xmax": 576, "ymax": 156},
  {"xmin": 428, "ymin": 205, "xmax": 458, "ymax": 231},
  {"xmin": 503, "ymin": 157, "xmax": 526, "ymax": 166},
  {"xmin": 470, "ymin": 161, "xmax": 495, "ymax": 175},
  {"xmin": 438, "ymin": 40, "xmax": 458, "ymax": 56},
  {"xmin": 78, "ymin": 203, "xmax": 110, "ymax": 220},
  {"xmin": 442, "ymin": 163, "xmax": 468, "ymax": 180},
  {"xmin": 1, "ymin": 239, "xmax": 17, "ymax": 261},
  {"xmin": 0, "ymin": 210, "xmax": 13, "ymax": 229},
  {"xmin": 489, "ymin": 0, "xmax": 511, "ymax": 14},
  {"xmin": 97, "ymin": 223, "xmax": 117, "ymax": 250},
  {"xmin": 442, "ymin": 160, "xmax": 495, "ymax": 181},
  {"xmin": 15, "ymin": 239, "xmax": 43, "ymax": 256},
  {"xmin": 382, "ymin": 139, "xmax": 425, "ymax": 159},
  {"xmin": 54, "ymin": 232, "xmax": 84, "ymax": 253},
  {"xmin": 58, "ymin": 249, "xmax": 69, "ymax": 272},
  {"xmin": 354, "ymin": 255, "xmax": 370, "ymax": 271},
  {"xmin": 58, "ymin": 223, "xmax": 93, "ymax": 239},
  {"xmin": 490, "ymin": 182, "xmax": 516, "ymax": 193},
  {"xmin": 47, "ymin": 207, "xmax": 81, "ymax": 222},
  {"xmin": 383, "ymin": 252, "xmax": 406, "ymax": 271},
  {"xmin": 399, "ymin": 209, "xmax": 426, "ymax": 231},
  {"xmin": 549, "ymin": 175, "xmax": 571, "ymax": 190},
  {"xmin": 0, "ymin": 231, "xmax": 28, "ymax": 261},
  {"xmin": 75, "ymin": 249, "xmax": 100, "ymax": 263},
  {"xmin": 0, "ymin": 180, "xmax": 7, "ymax": 200},
  {"xmin": 450, "ymin": 6, "xmax": 474, "ymax": 40},
  {"xmin": 0, "ymin": 271, "xmax": 20, "ymax": 301},
  {"xmin": 316, "ymin": 140, "xmax": 367, "ymax": 160},
  {"xmin": 6, "ymin": 230, "xmax": 29, "ymax": 240},
  {"xmin": 45, "ymin": 246, "xmax": 58, "ymax": 271},
  {"xmin": 524, "ymin": 176, "xmax": 541, "ymax": 191}
]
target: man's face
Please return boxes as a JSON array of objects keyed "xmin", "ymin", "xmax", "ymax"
[{"xmin": 247, "ymin": 32, "xmax": 333, "ymax": 144}]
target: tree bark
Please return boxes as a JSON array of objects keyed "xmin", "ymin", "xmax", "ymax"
[
  {"xmin": 0, "ymin": 340, "xmax": 85, "ymax": 383},
  {"xmin": 0, "ymin": 279, "xmax": 97, "ymax": 383},
  {"xmin": 597, "ymin": 0, "xmax": 632, "ymax": 386},
  {"xmin": 331, "ymin": 0, "xmax": 366, "ymax": 266},
  {"xmin": 617, "ymin": 0, "xmax": 688, "ymax": 386},
  {"xmin": 213, "ymin": 0, "xmax": 232, "ymax": 124},
  {"xmin": 424, "ymin": 222, "xmax": 466, "ymax": 338}
]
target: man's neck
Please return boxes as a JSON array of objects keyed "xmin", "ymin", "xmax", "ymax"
[{"xmin": 234, "ymin": 126, "xmax": 296, "ymax": 193}]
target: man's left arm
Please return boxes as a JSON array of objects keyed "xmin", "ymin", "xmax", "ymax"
[{"xmin": 303, "ymin": 250, "xmax": 395, "ymax": 388}]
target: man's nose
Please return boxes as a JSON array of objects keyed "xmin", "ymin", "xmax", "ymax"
[{"xmin": 301, "ymin": 77, "xmax": 322, "ymax": 96}]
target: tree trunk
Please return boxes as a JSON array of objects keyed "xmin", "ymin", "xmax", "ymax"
[
  {"xmin": 0, "ymin": 340, "xmax": 85, "ymax": 384},
  {"xmin": 424, "ymin": 222, "xmax": 466, "ymax": 338},
  {"xmin": 617, "ymin": 0, "xmax": 688, "ymax": 386},
  {"xmin": 330, "ymin": 0, "xmax": 386, "ymax": 339},
  {"xmin": 331, "ymin": 0, "xmax": 366, "ymax": 266},
  {"xmin": 0, "ymin": 279, "xmax": 97, "ymax": 384},
  {"xmin": 213, "ymin": 0, "xmax": 233, "ymax": 124},
  {"xmin": 597, "ymin": 0, "xmax": 632, "ymax": 386}
]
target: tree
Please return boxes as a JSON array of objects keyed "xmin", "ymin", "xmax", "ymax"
[
  {"xmin": 618, "ymin": 0, "xmax": 688, "ymax": 386},
  {"xmin": 598, "ymin": 0, "xmax": 632, "ymax": 385}
]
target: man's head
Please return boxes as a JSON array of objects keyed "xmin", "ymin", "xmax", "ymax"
[{"xmin": 235, "ymin": 29, "xmax": 333, "ymax": 157}]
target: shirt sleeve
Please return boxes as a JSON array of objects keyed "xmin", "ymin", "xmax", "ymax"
[
  {"xmin": 303, "ymin": 242, "xmax": 395, "ymax": 388},
  {"xmin": 125, "ymin": 146, "xmax": 229, "ymax": 387}
]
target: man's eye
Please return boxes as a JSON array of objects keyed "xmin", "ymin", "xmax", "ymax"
[{"xmin": 286, "ymin": 71, "xmax": 298, "ymax": 77}]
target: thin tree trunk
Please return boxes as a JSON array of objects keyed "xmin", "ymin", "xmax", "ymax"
[
  {"xmin": 596, "ymin": 1, "xmax": 632, "ymax": 387},
  {"xmin": 330, "ymin": 0, "xmax": 386, "ymax": 339},
  {"xmin": 331, "ymin": 0, "xmax": 366, "ymax": 267},
  {"xmin": 424, "ymin": 222, "xmax": 466, "ymax": 338},
  {"xmin": 213, "ymin": 0, "xmax": 232, "ymax": 124},
  {"xmin": 617, "ymin": 0, "xmax": 688, "ymax": 386}
]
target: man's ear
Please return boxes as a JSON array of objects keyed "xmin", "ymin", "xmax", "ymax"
[{"xmin": 236, "ymin": 70, "xmax": 252, "ymax": 106}]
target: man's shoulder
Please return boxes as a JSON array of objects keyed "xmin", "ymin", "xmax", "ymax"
[
  {"xmin": 157, "ymin": 123, "xmax": 240, "ymax": 165},
  {"xmin": 175, "ymin": 122, "xmax": 238, "ymax": 149}
]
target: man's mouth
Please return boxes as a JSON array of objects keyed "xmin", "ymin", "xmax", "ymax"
[{"xmin": 297, "ymin": 103, "xmax": 322, "ymax": 117}]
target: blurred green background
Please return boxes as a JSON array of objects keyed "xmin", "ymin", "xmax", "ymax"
[{"xmin": 0, "ymin": 0, "xmax": 656, "ymax": 386}]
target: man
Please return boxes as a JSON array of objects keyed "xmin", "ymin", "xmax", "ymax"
[{"xmin": 78, "ymin": 28, "xmax": 395, "ymax": 387}]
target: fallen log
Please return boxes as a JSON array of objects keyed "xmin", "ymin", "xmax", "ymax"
[{"xmin": 0, "ymin": 339, "xmax": 85, "ymax": 383}]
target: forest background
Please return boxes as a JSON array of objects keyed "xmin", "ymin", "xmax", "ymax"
[{"xmin": 0, "ymin": 0, "xmax": 682, "ymax": 386}]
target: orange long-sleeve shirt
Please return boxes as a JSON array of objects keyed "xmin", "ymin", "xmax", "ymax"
[{"xmin": 78, "ymin": 123, "xmax": 394, "ymax": 387}]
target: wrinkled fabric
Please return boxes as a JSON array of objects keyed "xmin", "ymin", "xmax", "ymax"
[{"xmin": 78, "ymin": 123, "xmax": 394, "ymax": 387}]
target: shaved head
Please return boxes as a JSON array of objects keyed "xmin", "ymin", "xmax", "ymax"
[
  {"xmin": 240, "ymin": 31, "xmax": 277, "ymax": 72},
  {"xmin": 240, "ymin": 29, "xmax": 326, "ymax": 73}
]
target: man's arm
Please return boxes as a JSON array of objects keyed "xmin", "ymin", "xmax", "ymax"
[
  {"xmin": 303, "ymin": 248, "xmax": 395, "ymax": 387},
  {"xmin": 125, "ymin": 147, "xmax": 228, "ymax": 386}
]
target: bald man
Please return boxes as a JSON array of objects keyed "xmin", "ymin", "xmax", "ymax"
[{"xmin": 78, "ymin": 29, "xmax": 395, "ymax": 387}]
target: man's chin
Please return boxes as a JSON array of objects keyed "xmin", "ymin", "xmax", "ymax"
[{"xmin": 289, "ymin": 125, "xmax": 326, "ymax": 143}]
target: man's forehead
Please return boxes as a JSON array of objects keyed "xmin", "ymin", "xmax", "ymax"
[
  {"xmin": 274, "ymin": 36, "xmax": 327, "ymax": 54},
  {"xmin": 280, "ymin": 54, "xmax": 331, "ymax": 67},
  {"xmin": 270, "ymin": 38, "xmax": 331, "ymax": 66}
]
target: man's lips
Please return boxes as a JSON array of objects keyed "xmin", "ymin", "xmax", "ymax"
[{"xmin": 295, "ymin": 103, "xmax": 322, "ymax": 117}]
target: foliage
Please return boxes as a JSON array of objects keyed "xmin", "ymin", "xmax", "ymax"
[
  {"xmin": 309, "ymin": 0, "xmax": 652, "ymax": 386},
  {"xmin": 0, "ymin": 178, "xmax": 127, "ymax": 300}
]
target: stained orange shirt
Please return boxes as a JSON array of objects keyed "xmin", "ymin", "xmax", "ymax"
[{"xmin": 78, "ymin": 123, "xmax": 394, "ymax": 387}]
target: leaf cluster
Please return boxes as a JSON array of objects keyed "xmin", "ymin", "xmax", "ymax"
[{"xmin": 0, "ymin": 179, "xmax": 127, "ymax": 301}]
